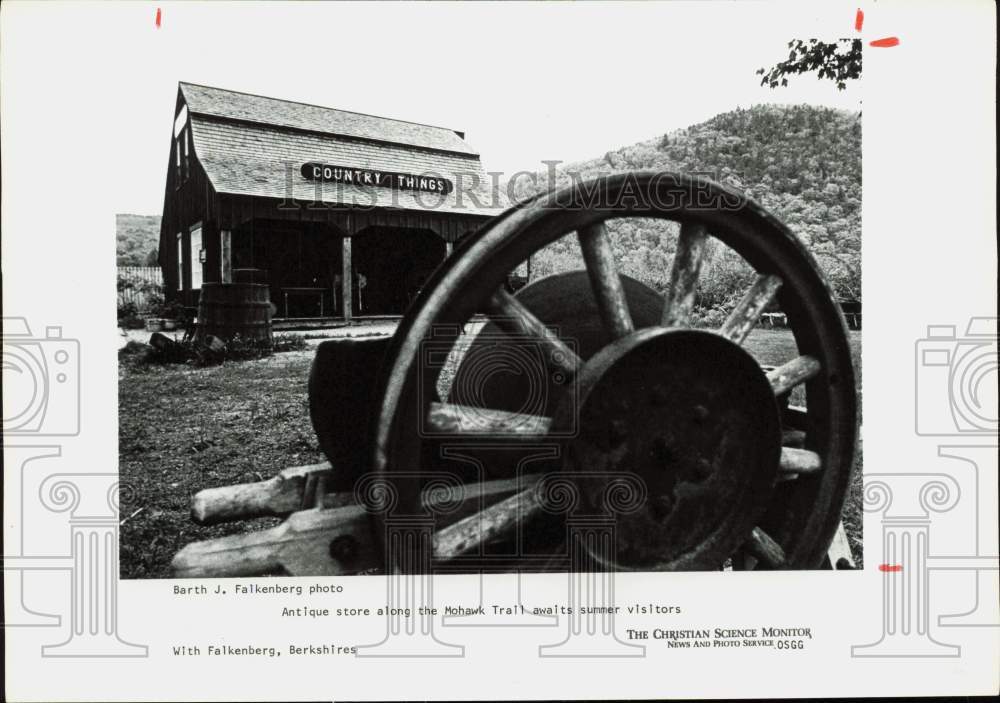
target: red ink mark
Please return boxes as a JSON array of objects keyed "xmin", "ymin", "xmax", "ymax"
[
  {"xmin": 856, "ymin": 7, "xmax": 899, "ymax": 48},
  {"xmin": 155, "ymin": 8, "xmax": 161, "ymax": 28},
  {"xmin": 869, "ymin": 37, "xmax": 900, "ymax": 48},
  {"xmin": 879, "ymin": 564, "xmax": 903, "ymax": 572}
]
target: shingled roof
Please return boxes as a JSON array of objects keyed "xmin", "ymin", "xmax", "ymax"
[{"xmin": 179, "ymin": 83, "xmax": 505, "ymax": 216}]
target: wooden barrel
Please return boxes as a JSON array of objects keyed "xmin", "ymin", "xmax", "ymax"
[{"xmin": 195, "ymin": 283, "xmax": 272, "ymax": 344}]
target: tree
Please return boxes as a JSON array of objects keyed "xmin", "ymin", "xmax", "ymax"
[{"xmin": 757, "ymin": 39, "xmax": 862, "ymax": 90}]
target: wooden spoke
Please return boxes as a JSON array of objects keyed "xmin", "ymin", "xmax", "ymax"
[
  {"xmin": 661, "ymin": 222, "xmax": 709, "ymax": 327},
  {"xmin": 486, "ymin": 288, "xmax": 582, "ymax": 377},
  {"xmin": 577, "ymin": 223, "xmax": 634, "ymax": 339},
  {"xmin": 729, "ymin": 547, "xmax": 757, "ymax": 571},
  {"xmin": 718, "ymin": 274, "xmax": 783, "ymax": 344},
  {"xmin": 745, "ymin": 527, "xmax": 787, "ymax": 568},
  {"xmin": 434, "ymin": 486, "xmax": 542, "ymax": 560},
  {"xmin": 173, "ymin": 503, "xmax": 374, "ymax": 578},
  {"xmin": 427, "ymin": 401, "xmax": 551, "ymax": 437},
  {"xmin": 781, "ymin": 429, "xmax": 807, "ymax": 447},
  {"xmin": 783, "ymin": 405, "xmax": 810, "ymax": 431},
  {"xmin": 779, "ymin": 447, "xmax": 822, "ymax": 476},
  {"xmin": 767, "ymin": 356, "xmax": 821, "ymax": 396}
]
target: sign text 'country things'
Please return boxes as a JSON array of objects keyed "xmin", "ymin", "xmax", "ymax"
[{"xmin": 301, "ymin": 163, "xmax": 454, "ymax": 195}]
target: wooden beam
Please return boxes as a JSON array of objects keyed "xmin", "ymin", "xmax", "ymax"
[
  {"xmin": 173, "ymin": 504, "xmax": 375, "ymax": 578},
  {"xmin": 220, "ymin": 229, "xmax": 232, "ymax": 283},
  {"xmin": 190, "ymin": 462, "xmax": 332, "ymax": 525},
  {"xmin": 427, "ymin": 401, "xmax": 551, "ymax": 437},
  {"xmin": 342, "ymin": 236, "xmax": 352, "ymax": 322},
  {"xmin": 173, "ymin": 474, "xmax": 541, "ymax": 577}
]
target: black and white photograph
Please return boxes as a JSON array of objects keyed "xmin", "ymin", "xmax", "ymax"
[
  {"xmin": 116, "ymin": 78, "xmax": 862, "ymax": 579},
  {"xmin": 3, "ymin": 2, "xmax": 996, "ymax": 701}
]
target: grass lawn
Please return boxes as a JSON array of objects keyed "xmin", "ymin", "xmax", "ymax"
[
  {"xmin": 119, "ymin": 350, "xmax": 323, "ymax": 578},
  {"xmin": 119, "ymin": 328, "xmax": 862, "ymax": 578}
]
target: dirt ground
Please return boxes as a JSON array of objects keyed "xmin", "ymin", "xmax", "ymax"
[{"xmin": 118, "ymin": 327, "xmax": 863, "ymax": 578}]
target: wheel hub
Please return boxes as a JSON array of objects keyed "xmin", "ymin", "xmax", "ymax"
[{"xmin": 552, "ymin": 327, "xmax": 783, "ymax": 570}]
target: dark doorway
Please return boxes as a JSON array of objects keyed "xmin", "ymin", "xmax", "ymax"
[
  {"xmin": 351, "ymin": 227, "xmax": 446, "ymax": 315},
  {"xmin": 232, "ymin": 220, "xmax": 344, "ymax": 318}
]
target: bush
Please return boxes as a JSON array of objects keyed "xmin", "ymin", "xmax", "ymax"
[
  {"xmin": 117, "ymin": 300, "xmax": 146, "ymax": 329},
  {"xmin": 152, "ymin": 299, "xmax": 187, "ymax": 321},
  {"xmin": 695, "ymin": 244, "xmax": 757, "ymax": 311},
  {"xmin": 126, "ymin": 333, "xmax": 308, "ymax": 367},
  {"xmin": 221, "ymin": 333, "xmax": 307, "ymax": 362},
  {"xmin": 118, "ymin": 300, "xmax": 139, "ymax": 320},
  {"xmin": 690, "ymin": 307, "xmax": 728, "ymax": 329},
  {"xmin": 272, "ymin": 334, "xmax": 308, "ymax": 354}
]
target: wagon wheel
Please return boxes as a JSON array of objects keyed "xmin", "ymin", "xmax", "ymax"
[{"xmin": 371, "ymin": 171, "xmax": 857, "ymax": 572}]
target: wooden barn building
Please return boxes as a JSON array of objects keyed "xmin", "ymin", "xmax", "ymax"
[{"xmin": 158, "ymin": 82, "xmax": 503, "ymax": 320}]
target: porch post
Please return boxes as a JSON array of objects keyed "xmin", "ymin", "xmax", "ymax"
[
  {"xmin": 445, "ymin": 241, "xmax": 453, "ymax": 259},
  {"xmin": 342, "ymin": 236, "xmax": 352, "ymax": 322},
  {"xmin": 220, "ymin": 229, "xmax": 232, "ymax": 283}
]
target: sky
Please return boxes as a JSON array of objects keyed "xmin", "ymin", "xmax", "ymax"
[{"xmin": 3, "ymin": 1, "xmax": 863, "ymax": 216}]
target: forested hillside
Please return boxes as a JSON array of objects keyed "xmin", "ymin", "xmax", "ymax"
[
  {"xmin": 117, "ymin": 214, "xmax": 160, "ymax": 266},
  {"xmin": 509, "ymin": 104, "xmax": 861, "ymax": 322}
]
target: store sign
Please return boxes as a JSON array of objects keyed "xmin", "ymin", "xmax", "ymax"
[{"xmin": 301, "ymin": 163, "xmax": 453, "ymax": 195}]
